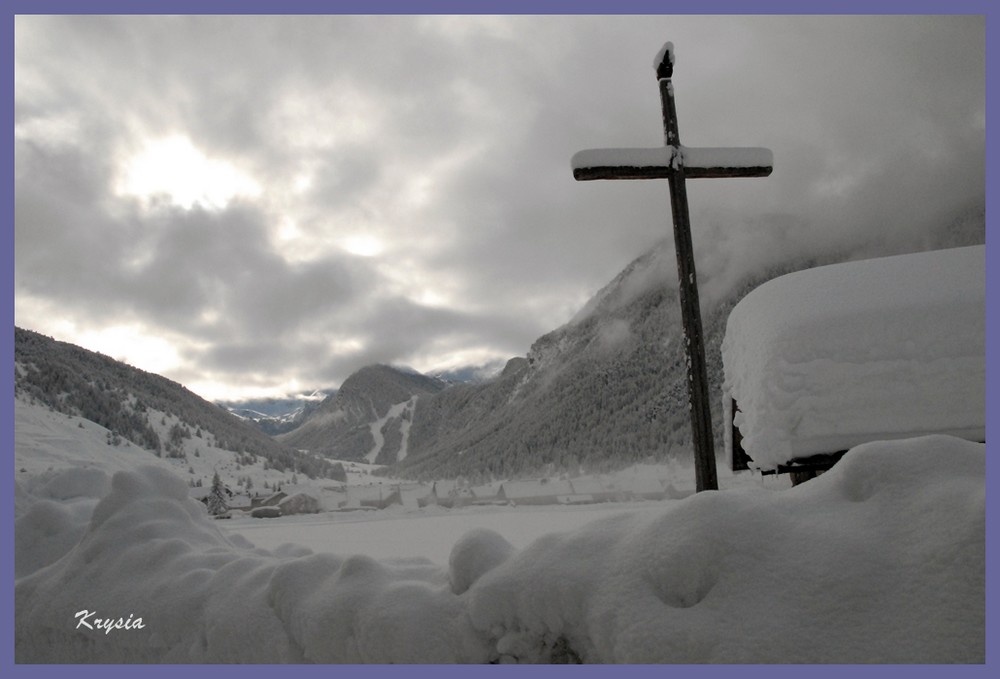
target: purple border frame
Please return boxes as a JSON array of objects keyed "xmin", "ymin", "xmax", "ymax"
[{"xmin": 3, "ymin": 1, "xmax": 994, "ymax": 676}]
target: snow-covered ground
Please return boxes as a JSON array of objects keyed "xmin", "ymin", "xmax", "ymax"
[
  {"xmin": 221, "ymin": 502, "xmax": 672, "ymax": 564},
  {"xmin": 14, "ymin": 398, "xmax": 984, "ymax": 663}
]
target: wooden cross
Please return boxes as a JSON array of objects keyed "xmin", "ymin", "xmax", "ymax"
[{"xmin": 572, "ymin": 42, "xmax": 773, "ymax": 492}]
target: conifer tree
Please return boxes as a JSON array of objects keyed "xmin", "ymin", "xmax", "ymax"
[{"xmin": 206, "ymin": 471, "xmax": 227, "ymax": 516}]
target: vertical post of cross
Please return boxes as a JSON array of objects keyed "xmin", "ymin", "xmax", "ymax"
[
  {"xmin": 656, "ymin": 43, "xmax": 719, "ymax": 492},
  {"xmin": 572, "ymin": 42, "xmax": 772, "ymax": 493}
]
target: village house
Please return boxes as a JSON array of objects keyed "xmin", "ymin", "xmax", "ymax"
[
  {"xmin": 397, "ymin": 483, "xmax": 434, "ymax": 510},
  {"xmin": 418, "ymin": 480, "xmax": 478, "ymax": 508},
  {"xmin": 250, "ymin": 491, "xmax": 287, "ymax": 509},
  {"xmin": 470, "ymin": 481, "xmax": 505, "ymax": 506},
  {"xmin": 352, "ymin": 484, "xmax": 402, "ymax": 511},
  {"xmin": 277, "ymin": 492, "xmax": 322, "ymax": 515},
  {"xmin": 566, "ymin": 477, "xmax": 619, "ymax": 504},
  {"xmin": 495, "ymin": 478, "xmax": 575, "ymax": 506}
]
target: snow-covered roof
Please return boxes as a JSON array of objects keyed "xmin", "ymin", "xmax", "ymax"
[
  {"xmin": 470, "ymin": 481, "xmax": 502, "ymax": 498},
  {"xmin": 348, "ymin": 484, "xmax": 400, "ymax": 502},
  {"xmin": 722, "ymin": 245, "xmax": 985, "ymax": 471},
  {"xmin": 431, "ymin": 480, "xmax": 478, "ymax": 498},
  {"xmin": 397, "ymin": 484, "xmax": 433, "ymax": 500},
  {"xmin": 567, "ymin": 478, "xmax": 607, "ymax": 495}
]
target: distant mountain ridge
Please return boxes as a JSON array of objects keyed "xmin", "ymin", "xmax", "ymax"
[{"xmin": 219, "ymin": 392, "xmax": 334, "ymax": 436}]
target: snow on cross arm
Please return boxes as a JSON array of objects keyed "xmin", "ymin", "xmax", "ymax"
[
  {"xmin": 571, "ymin": 146, "xmax": 773, "ymax": 180},
  {"xmin": 680, "ymin": 146, "xmax": 774, "ymax": 175},
  {"xmin": 572, "ymin": 146, "xmax": 676, "ymax": 175}
]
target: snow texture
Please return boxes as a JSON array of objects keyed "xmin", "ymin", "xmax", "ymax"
[
  {"xmin": 15, "ymin": 435, "xmax": 984, "ymax": 663},
  {"xmin": 653, "ymin": 41, "xmax": 674, "ymax": 72},
  {"xmin": 680, "ymin": 146, "xmax": 773, "ymax": 171},
  {"xmin": 571, "ymin": 146, "xmax": 772, "ymax": 173},
  {"xmin": 572, "ymin": 146, "xmax": 676, "ymax": 171},
  {"xmin": 722, "ymin": 245, "xmax": 985, "ymax": 471},
  {"xmin": 366, "ymin": 396, "xmax": 417, "ymax": 463}
]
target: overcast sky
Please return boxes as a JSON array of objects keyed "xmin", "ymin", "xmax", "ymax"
[{"xmin": 14, "ymin": 14, "xmax": 985, "ymax": 403}]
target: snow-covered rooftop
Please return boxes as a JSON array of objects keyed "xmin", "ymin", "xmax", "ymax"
[{"xmin": 721, "ymin": 245, "xmax": 985, "ymax": 471}]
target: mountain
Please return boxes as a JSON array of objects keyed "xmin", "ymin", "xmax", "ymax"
[
  {"xmin": 277, "ymin": 364, "xmax": 448, "ymax": 462},
  {"xmin": 387, "ymin": 243, "xmax": 769, "ymax": 481},
  {"xmin": 219, "ymin": 391, "xmax": 334, "ymax": 436},
  {"xmin": 13, "ymin": 327, "xmax": 344, "ymax": 482},
  {"xmin": 430, "ymin": 360, "xmax": 507, "ymax": 385},
  {"xmin": 259, "ymin": 362, "xmax": 502, "ymax": 445},
  {"xmin": 381, "ymin": 204, "xmax": 986, "ymax": 482},
  {"xmin": 278, "ymin": 245, "xmax": 796, "ymax": 480}
]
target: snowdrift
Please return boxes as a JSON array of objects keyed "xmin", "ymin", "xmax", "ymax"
[
  {"xmin": 15, "ymin": 435, "xmax": 984, "ymax": 663},
  {"xmin": 722, "ymin": 245, "xmax": 985, "ymax": 472}
]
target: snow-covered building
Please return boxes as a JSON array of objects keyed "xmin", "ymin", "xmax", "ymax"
[
  {"xmin": 565, "ymin": 477, "xmax": 619, "ymax": 503},
  {"xmin": 321, "ymin": 487, "xmax": 348, "ymax": 510},
  {"xmin": 496, "ymin": 479, "xmax": 575, "ymax": 506},
  {"xmin": 721, "ymin": 245, "xmax": 985, "ymax": 481},
  {"xmin": 397, "ymin": 483, "xmax": 434, "ymax": 509},
  {"xmin": 470, "ymin": 481, "xmax": 504, "ymax": 505},
  {"xmin": 419, "ymin": 480, "xmax": 478, "ymax": 508},
  {"xmin": 251, "ymin": 491, "xmax": 287, "ymax": 509},
  {"xmin": 355, "ymin": 485, "xmax": 402, "ymax": 510},
  {"xmin": 277, "ymin": 492, "xmax": 321, "ymax": 516}
]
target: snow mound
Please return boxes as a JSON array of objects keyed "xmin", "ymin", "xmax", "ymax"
[
  {"xmin": 722, "ymin": 245, "xmax": 985, "ymax": 471},
  {"xmin": 16, "ymin": 436, "xmax": 984, "ymax": 663},
  {"xmin": 448, "ymin": 528, "xmax": 516, "ymax": 595},
  {"xmin": 14, "ymin": 467, "xmax": 113, "ymax": 578},
  {"xmin": 15, "ymin": 465, "xmax": 487, "ymax": 663}
]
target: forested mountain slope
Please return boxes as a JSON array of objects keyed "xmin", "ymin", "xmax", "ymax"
[
  {"xmin": 389, "ymin": 205, "xmax": 986, "ymax": 481},
  {"xmin": 14, "ymin": 327, "xmax": 342, "ymax": 480},
  {"xmin": 278, "ymin": 364, "xmax": 447, "ymax": 461}
]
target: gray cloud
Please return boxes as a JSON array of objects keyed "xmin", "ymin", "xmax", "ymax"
[{"xmin": 14, "ymin": 15, "xmax": 985, "ymax": 401}]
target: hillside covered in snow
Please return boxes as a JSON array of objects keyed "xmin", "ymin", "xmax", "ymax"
[{"xmin": 14, "ymin": 328, "xmax": 346, "ymax": 486}]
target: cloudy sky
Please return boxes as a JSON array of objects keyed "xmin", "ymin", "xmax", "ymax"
[{"xmin": 14, "ymin": 14, "xmax": 985, "ymax": 403}]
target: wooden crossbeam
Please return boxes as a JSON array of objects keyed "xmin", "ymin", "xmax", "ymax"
[{"xmin": 573, "ymin": 147, "xmax": 773, "ymax": 181}]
